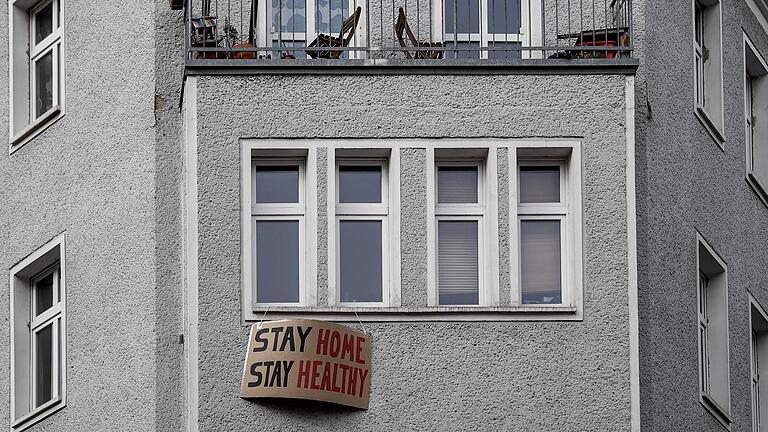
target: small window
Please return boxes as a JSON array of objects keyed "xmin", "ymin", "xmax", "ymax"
[
  {"xmin": 517, "ymin": 160, "xmax": 567, "ymax": 305},
  {"xmin": 696, "ymin": 234, "xmax": 731, "ymax": 427},
  {"xmin": 693, "ymin": 0, "xmax": 724, "ymax": 144},
  {"xmin": 10, "ymin": 234, "xmax": 66, "ymax": 430},
  {"xmin": 435, "ymin": 161, "xmax": 485, "ymax": 305},
  {"xmin": 335, "ymin": 158, "xmax": 389, "ymax": 305},
  {"xmin": 10, "ymin": 0, "xmax": 65, "ymax": 150},
  {"xmin": 751, "ymin": 296, "xmax": 768, "ymax": 432},
  {"xmin": 744, "ymin": 34, "xmax": 768, "ymax": 205},
  {"xmin": 251, "ymin": 159, "xmax": 306, "ymax": 305}
]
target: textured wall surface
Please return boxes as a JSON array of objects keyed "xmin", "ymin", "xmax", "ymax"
[
  {"xmin": 0, "ymin": 2, "xmax": 186, "ymax": 431},
  {"xmin": 635, "ymin": 1, "xmax": 768, "ymax": 431},
  {"xmin": 191, "ymin": 73, "xmax": 632, "ymax": 431}
]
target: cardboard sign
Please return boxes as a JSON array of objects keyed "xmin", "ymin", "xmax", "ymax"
[{"xmin": 239, "ymin": 319, "xmax": 371, "ymax": 409}]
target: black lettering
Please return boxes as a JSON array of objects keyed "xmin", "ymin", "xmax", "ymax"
[
  {"xmin": 248, "ymin": 361, "xmax": 263, "ymax": 387},
  {"xmin": 268, "ymin": 360, "xmax": 282, "ymax": 387},
  {"xmin": 280, "ymin": 326, "xmax": 295, "ymax": 352},
  {"xmin": 263, "ymin": 360, "xmax": 274, "ymax": 385},
  {"xmin": 253, "ymin": 328, "xmax": 269, "ymax": 352},
  {"xmin": 270, "ymin": 327, "xmax": 284, "ymax": 351},
  {"xmin": 282, "ymin": 361, "xmax": 294, "ymax": 387},
  {"xmin": 297, "ymin": 326, "xmax": 312, "ymax": 352}
]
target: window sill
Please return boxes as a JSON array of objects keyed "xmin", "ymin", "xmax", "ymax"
[
  {"xmin": 694, "ymin": 106, "xmax": 725, "ymax": 150},
  {"xmin": 247, "ymin": 305, "xmax": 580, "ymax": 322},
  {"xmin": 700, "ymin": 392, "xmax": 732, "ymax": 430},
  {"xmin": 10, "ymin": 105, "xmax": 63, "ymax": 155},
  {"xmin": 12, "ymin": 397, "xmax": 65, "ymax": 431},
  {"xmin": 746, "ymin": 173, "xmax": 768, "ymax": 208}
]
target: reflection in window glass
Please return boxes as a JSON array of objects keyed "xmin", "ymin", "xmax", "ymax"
[
  {"xmin": 444, "ymin": 0, "xmax": 479, "ymax": 34},
  {"xmin": 255, "ymin": 221, "xmax": 300, "ymax": 303},
  {"xmin": 521, "ymin": 220, "xmax": 561, "ymax": 304},
  {"xmin": 35, "ymin": 324, "xmax": 53, "ymax": 407},
  {"xmin": 437, "ymin": 167, "xmax": 478, "ymax": 204},
  {"xmin": 35, "ymin": 2, "xmax": 53, "ymax": 45},
  {"xmin": 316, "ymin": 0, "xmax": 349, "ymax": 34},
  {"xmin": 487, "ymin": 0, "xmax": 521, "ymax": 34},
  {"xmin": 35, "ymin": 51, "xmax": 54, "ymax": 117},
  {"xmin": 339, "ymin": 220, "xmax": 382, "ymax": 302},
  {"xmin": 255, "ymin": 165, "xmax": 300, "ymax": 203},
  {"xmin": 438, "ymin": 221, "xmax": 479, "ymax": 305},
  {"xmin": 272, "ymin": 0, "xmax": 307, "ymax": 32},
  {"xmin": 339, "ymin": 166, "xmax": 382, "ymax": 203},
  {"xmin": 520, "ymin": 166, "xmax": 560, "ymax": 203}
]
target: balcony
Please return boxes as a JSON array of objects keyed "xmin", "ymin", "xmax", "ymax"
[{"xmin": 183, "ymin": 0, "xmax": 634, "ymax": 71}]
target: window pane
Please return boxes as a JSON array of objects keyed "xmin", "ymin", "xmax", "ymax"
[
  {"xmin": 519, "ymin": 166, "xmax": 560, "ymax": 203},
  {"xmin": 521, "ymin": 220, "xmax": 562, "ymax": 304},
  {"xmin": 339, "ymin": 166, "xmax": 382, "ymax": 203},
  {"xmin": 254, "ymin": 165, "xmax": 299, "ymax": 203},
  {"xmin": 438, "ymin": 221, "xmax": 479, "ymax": 305},
  {"xmin": 438, "ymin": 166, "xmax": 478, "ymax": 204},
  {"xmin": 35, "ymin": 272, "xmax": 54, "ymax": 316},
  {"xmin": 35, "ymin": 2, "xmax": 54, "ymax": 44},
  {"xmin": 488, "ymin": 41, "xmax": 522, "ymax": 59},
  {"xmin": 35, "ymin": 324, "xmax": 54, "ymax": 407},
  {"xmin": 316, "ymin": 0, "xmax": 349, "ymax": 34},
  {"xmin": 339, "ymin": 221, "xmax": 382, "ymax": 302},
  {"xmin": 255, "ymin": 221, "xmax": 300, "ymax": 303},
  {"xmin": 273, "ymin": 0, "xmax": 307, "ymax": 33},
  {"xmin": 35, "ymin": 51, "xmax": 54, "ymax": 118},
  {"xmin": 443, "ymin": 41, "xmax": 480, "ymax": 59},
  {"xmin": 487, "ymin": 0, "xmax": 521, "ymax": 34},
  {"xmin": 444, "ymin": 0, "xmax": 480, "ymax": 34}
]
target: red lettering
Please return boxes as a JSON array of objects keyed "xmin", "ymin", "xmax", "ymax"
[
  {"xmin": 357, "ymin": 368, "xmax": 369, "ymax": 397},
  {"xmin": 296, "ymin": 360, "xmax": 311, "ymax": 388},
  {"xmin": 341, "ymin": 334, "xmax": 355, "ymax": 361},
  {"xmin": 338, "ymin": 364, "xmax": 349, "ymax": 394},
  {"xmin": 311, "ymin": 360, "xmax": 322, "ymax": 390},
  {"xmin": 331, "ymin": 363, "xmax": 342, "ymax": 393},
  {"xmin": 355, "ymin": 336, "xmax": 366, "ymax": 364},
  {"xmin": 320, "ymin": 362, "xmax": 332, "ymax": 391},
  {"xmin": 316, "ymin": 329, "xmax": 330, "ymax": 355},
  {"xmin": 330, "ymin": 331, "xmax": 341, "ymax": 357},
  {"xmin": 347, "ymin": 366, "xmax": 358, "ymax": 396}
]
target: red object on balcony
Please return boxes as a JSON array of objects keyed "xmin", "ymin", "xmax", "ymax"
[{"xmin": 575, "ymin": 40, "xmax": 618, "ymax": 59}]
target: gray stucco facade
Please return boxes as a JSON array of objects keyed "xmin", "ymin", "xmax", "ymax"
[{"xmin": 4, "ymin": 0, "xmax": 768, "ymax": 431}]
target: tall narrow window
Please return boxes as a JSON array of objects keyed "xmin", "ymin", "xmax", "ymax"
[
  {"xmin": 751, "ymin": 297, "xmax": 768, "ymax": 432},
  {"xmin": 10, "ymin": 235, "xmax": 66, "ymax": 430},
  {"xmin": 435, "ymin": 160, "xmax": 484, "ymax": 305},
  {"xmin": 336, "ymin": 158, "xmax": 388, "ymax": 305},
  {"xmin": 692, "ymin": 0, "xmax": 724, "ymax": 143},
  {"xmin": 251, "ymin": 159, "xmax": 305, "ymax": 304},
  {"xmin": 10, "ymin": 0, "xmax": 64, "ymax": 148},
  {"xmin": 744, "ymin": 34, "xmax": 768, "ymax": 204},
  {"xmin": 696, "ymin": 234, "xmax": 731, "ymax": 427},
  {"xmin": 517, "ymin": 161, "xmax": 567, "ymax": 305}
]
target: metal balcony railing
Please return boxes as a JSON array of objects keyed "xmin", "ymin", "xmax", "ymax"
[{"xmin": 184, "ymin": 0, "xmax": 632, "ymax": 62}]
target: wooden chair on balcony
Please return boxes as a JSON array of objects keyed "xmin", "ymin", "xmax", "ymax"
[
  {"xmin": 306, "ymin": 6, "xmax": 362, "ymax": 59},
  {"xmin": 394, "ymin": 7, "xmax": 443, "ymax": 59}
]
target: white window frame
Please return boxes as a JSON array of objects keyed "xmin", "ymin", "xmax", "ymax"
[
  {"xmin": 334, "ymin": 157, "xmax": 390, "ymax": 307},
  {"xmin": 511, "ymin": 147, "xmax": 581, "ymax": 310},
  {"xmin": 256, "ymin": 0, "xmax": 367, "ymax": 59},
  {"xmin": 10, "ymin": 233, "xmax": 67, "ymax": 431},
  {"xmin": 9, "ymin": 0, "xmax": 65, "ymax": 153},
  {"xmin": 696, "ymin": 232, "xmax": 731, "ymax": 429},
  {"xmin": 692, "ymin": 0, "xmax": 725, "ymax": 147},
  {"xmin": 743, "ymin": 32, "xmax": 768, "ymax": 207},
  {"xmin": 431, "ymin": 0, "xmax": 542, "ymax": 59},
  {"xmin": 251, "ymin": 157, "xmax": 308, "ymax": 306},
  {"xmin": 434, "ymin": 159, "xmax": 488, "ymax": 306},
  {"xmin": 750, "ymin": 294, "xmax": 768, "ymax": 432}
]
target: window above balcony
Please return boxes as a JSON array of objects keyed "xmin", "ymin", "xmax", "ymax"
[{"xmin": 183, "ymin": 0, "xmax": 635, "ymax": 71}]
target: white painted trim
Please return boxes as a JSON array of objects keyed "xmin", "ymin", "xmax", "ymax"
[
  {"xmin": 748, "ymin": 292, "xmax": 768, "ymax": 432},
  {"xmin": 182, "ymin": 76, "xmax": 199, "ymax": 432},
  {"xmin": 9, "ymin": 232, "xmax": 66, "ymax": 432},
  {"xmin": 426, "ymin": 147, "xmax": 437, "ymax": 307},
  {"xmin": 746, "ymin": 0, "xmax": 768, "ymax": 36},
  {"xmin": 625, "ymin": 75, "xmax": 640, "ymax": 432},
  {"xmin": 327, "ymin": 148, "xmax": 337, "ymax": 306},
  {"xmin": 487, "ymin": 147, "xmax": 500, "ymax": 306},
  {"xmin": 691, "ymin": 0, "xmax": 725, "ymax": 149},
  {"xmin": 389, "ymin": 148, "xmax": 402, "ymax": 307}
]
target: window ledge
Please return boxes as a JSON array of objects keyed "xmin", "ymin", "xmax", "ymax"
[
  {"xmin": 695, "ymin": 106, "xmax": 725, "ymax": 150},
  {"xmin": 700, "ymin": 392, "xmax": 732, "ymax": 430},
  {"xmin": 11, "ymin": 397, "xmax": 65, "ymax": 431},
  {"xmin": 10, "ymin": 105, "xmax": 63, "ymax": 154},
  {"xmin": 247, "ymin": 305, "xmax": 580, "ymax": 322},
  {"xmin": 746, "ymin": 173, "xmax": 768, "ymax": 208}
]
